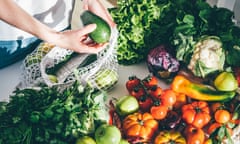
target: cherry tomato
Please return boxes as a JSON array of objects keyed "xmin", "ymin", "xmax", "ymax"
[
  {"xmin": 210, "ymin": 102, "xmax": 224, "ymax": 113},
  {"xmin": 150, "ymin": 105, "xmax": 168, "ymax": 120},
  {"xmin": 130, "ymin": 87, "xmax": 145, "ymax": 100},
  {"xmin": 126, "ymin": 75, "xmax": 141, "ymax": 92},
  {"xmin": 214, "ymin": 109, "xmax": 231, "ymax": 124},
  {"xmin": 148, "ymin": 85, "xmax": 163, "ymax": 99},
  {"xmin": 138, "ymin": 97, "xmax": 153, "ymax": 112},
  {"xmin": 160, "ymin": 89, "xmax": 177, "ymax": 107},
  {"xmin": 142, "ymin": 75, "xmax": 158, "ymax": 88}
]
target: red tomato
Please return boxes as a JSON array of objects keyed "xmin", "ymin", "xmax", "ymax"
[
  {"xmin": 214, "ymin": 109, "xmax": 231, "ymax": 124},
  {"xmin": 130, "ymin": 87, "xmax": 145, "ymax": 100},
  {"xmin": 184, "ymin": 125, "xmax": 205, "ymax": 144},
  {"xmin": 182, "ymin": 101, "xmax": 211, "ymax": 128},
  {"xmin": 150, "ymin": 105, "xmax": 168, "ymax": 120},
  {"xmin": 148, "ymin": 85, "xmax": 163, "ymax": 99},
  {"xmin": 126, "ymin": 75, "xmax": 141, "ymax": 92},
  {"xmin": 160, "ymin": 89, "xmax": 177, "ymax": 107},
  {"xmin": 143, "ymin": 75, "xmax": 158, "ymax": 88},
  {"xmin": 139, "ymin": 97, "xmax": 153, "ymax": 112}
]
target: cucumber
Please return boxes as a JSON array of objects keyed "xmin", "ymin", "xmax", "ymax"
[{"xmin": 81, "ymin": 10, "xmax": 111, "ymax": 43}]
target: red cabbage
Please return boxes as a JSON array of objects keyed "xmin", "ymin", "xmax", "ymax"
[{"xmin": 147, "ymin": 45, "xmax": 180, "ymax": 79}]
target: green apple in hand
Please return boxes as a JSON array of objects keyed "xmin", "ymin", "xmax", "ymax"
[
  {"xmin": 95, "ymin": 124, "xmax": 121, "ymax": 144},
  {"xmin": 76, "ymin": 136, "xmax": 96, "ymax": 144},
  {"xmin": 214, "ymin": 71, "xmax": 238, "ymax": 91}
]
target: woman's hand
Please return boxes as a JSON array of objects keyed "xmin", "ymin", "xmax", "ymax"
[
  {"xmin": 0, "ymin": 0, "xmax": 115, "ymax": 54},
  {"xmin": 50, "ymin": 0, "xmax": 116, "ymax": 53},
  {"xmin": 51, "ymin": 24, "xmax": 107, "ymax": 53}
]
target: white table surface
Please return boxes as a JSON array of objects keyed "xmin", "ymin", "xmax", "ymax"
[
  {"xmin": 0, "ymin": 60, "xmax": 23, "ymax": 101},
  {"xmin": 0, "ymin": 60, "xmax": 169, "ymax": 102}
]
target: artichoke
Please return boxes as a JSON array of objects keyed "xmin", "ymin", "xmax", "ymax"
[{"xmin": 188, "ymin": 36, "xmax": 225, "ymax": 78}]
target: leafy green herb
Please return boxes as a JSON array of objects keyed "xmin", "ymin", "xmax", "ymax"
[{"xmin": 0, "ymin": 81, "xmax": 109, "ymax": 144}]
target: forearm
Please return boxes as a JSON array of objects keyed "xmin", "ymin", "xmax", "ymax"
[
  {"xmin": 0, "ymin": 0, "xmax": 59, "ymax": 43},
  {"xmin": 0, "ymin": 0, "xmax": 114, "ymax": 53}
]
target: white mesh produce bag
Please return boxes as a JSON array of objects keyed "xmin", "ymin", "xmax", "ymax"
[{"xmin": 20, "ymin": 28, "xmax": 119, "ymax": 91}]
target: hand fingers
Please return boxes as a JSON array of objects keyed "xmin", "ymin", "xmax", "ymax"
[
  {"xmin": 82, "ymin": 0, "xmax": 88, "ymax": 10},
  {"xmin": 84, "ymin": 43, "xmax": 108, "ymax": 53}
]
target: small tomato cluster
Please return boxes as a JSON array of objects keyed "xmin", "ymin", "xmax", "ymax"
[{"xmin": 126, "ymin": 75, "xmax": 177, "ymax": 120}]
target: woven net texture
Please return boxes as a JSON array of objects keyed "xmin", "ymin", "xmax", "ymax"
[{"xmin": 20, "ymin": 28, "xmax": 119, "ymax": 91}]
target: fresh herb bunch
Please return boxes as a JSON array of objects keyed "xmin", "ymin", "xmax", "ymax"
[{"xmin": 0, "ymin": 81, "xmax": 109, "ymax": 144}]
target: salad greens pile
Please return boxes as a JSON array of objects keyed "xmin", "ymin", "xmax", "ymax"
[
  {"xmin": 109, "ymin": 0, "xmax": 165, "ymax": 65},
  {"xmin": 0, "ymin": 81, "xmax": 109, "ymax": 144},
  {"xmin": 110, "ymin": 0, "xmax": 240, "ymax": 67}
]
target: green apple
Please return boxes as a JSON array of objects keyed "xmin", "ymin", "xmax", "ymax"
[
  {"xmin": 76, "ymin": 136, "xmax": 96, "ymax": 144},
  {"xmin": 95, "ymin": 124, "xmax": 121, "ymax": 144},
  {"xmin": 119, "ymin": 139, "xmax": 130, "ymax": 144},
  {"xmin": 115, "ymin": 95, "xmax": 139, "ymax": 116},
  {"xmin": 214, "ymin": 71, "xmax": 238, "ymax": 91}
]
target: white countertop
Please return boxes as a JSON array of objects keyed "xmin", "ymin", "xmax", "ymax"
[
  {"xmin": 0, "ymin": 60, "xmax": 169, "ymax": 102},
  {"xmin": 0, "ymin": 60, "xmax": 23, "ymax": 101}
]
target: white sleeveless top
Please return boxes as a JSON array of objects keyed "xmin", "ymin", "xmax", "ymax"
[{"xmin": 0, "ymin": 0, "xmax": 75, "ymax": 40}]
